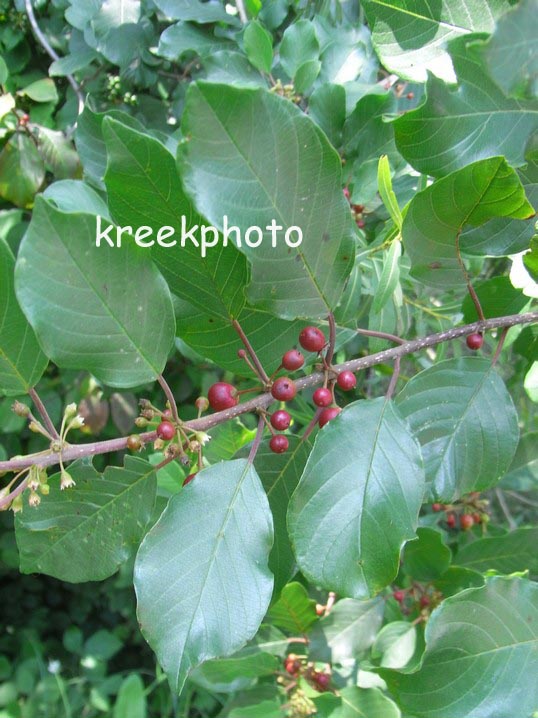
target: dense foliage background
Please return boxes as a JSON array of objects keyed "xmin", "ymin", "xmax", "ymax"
[{"xmin": 1, "ymin": 0, "xmax": 537, "ymax": 716}]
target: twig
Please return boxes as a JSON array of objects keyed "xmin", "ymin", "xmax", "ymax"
[
  {"xmin": 0, "ymin": 311, "xmax": 537, "ymax": 478},
  {"xmin": 386, "ymin": 357, "xmax": 401, "ymax": 399},
  {"xmin": 495, "ymin": 488, "xmax": 517, "ymax": 530},
  {"xmin": 157, "ymin": 374, "xmax": 180, "ymax": 423},
  {"xmin": 455, "ymin": 235, "xmax": 485, "ymax": 321},
  {"xmin": 325, "ymin": 312, "xmax": 337, "ymax": 367},
  {"xmin": 232, "ymin": 319, "xmax": 270, "ymax": 384},
  {"xmin": 235, "ymin": 0, "xmax": 248, "ymax": 23},
  {"xmin": 492, "ymin": 327, "xmax": 509, "ymax": 367},
  {"xmin": 24, "ymin": 0, "xmax": 85, "ymax": 115},
  {"xmin": 28, "ymin": 388, "xmax": 59, "ymax": 440},
  {"xmin": 356, "ymin": 327, "xmax": 406, "ymax": 345},
  {"xmin": 248, "ymin": 415, "xmax": 265, "ymax": 464},
  {"xmin": 302, "ymin": 408, "xmax": 323, "ymax": 442}
]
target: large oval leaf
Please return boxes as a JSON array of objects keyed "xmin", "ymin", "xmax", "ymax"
[
  {"xmin": 382, "ymin": 577, "xmax": 538, "ymax": 717},
  {"xmin": 396, "ymin": 357, "xmax": 519, "ymax": 501},
  {"xmin": 15, "ymin": 197, "xmax": 175, "ymax": 388},
  {"xmin": 288, "ymin": 398, "xmax": 425, "ymax": 599},
  {"xmin": 134, "ymin": 459, "xmax": 274, "ymax": 693},
  {"xmin": 178, "ymin": 82, "xmax": 355, "ymax": 320},
  {"xmin": 455, "ymin": 527, "xmax": 538, "ymax": 579},
  {"xmin": 0, "ymin": 238, "xmax": 48, "ymax": 396},
  {"xmin": 15, "ymin": 457, "xmax": 157, "ymax": 582}
]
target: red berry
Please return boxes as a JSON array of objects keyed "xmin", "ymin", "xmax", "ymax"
[
  {"xmin": 282, "ymin": 349, "xmax": 305, "ymax": 371},
  {"xmin": 237, "ymin": 348, "xmax": 247, "ymax": 359},
  {"xmin": 393, "ymin": 590, "xmax": 405, "ymax": 603},
  {"xmin": 466, "ymin": 333, "xmax": 483, "ymax": 350},
  {"xmin": 156, "ymin": 420, "xmax": 175, "ymax": 441},
  {"xmin": 315, "ymin": 603, "xmax": 325, "ymax": 616},
  {"xmin": 352, "ymin": 203, "xmax": 364, "ymax": 213},
  {"xmin": 270, "ymin": 434, "xmax": 289, "ymax": 454},
  {"xmin": 446, "ymin": 513, "xmax": 456, "ymax": 528},
  {"xmin": 356, "ymin": 218, "xmax": 365, "ymax": 229},
  {"xmin": 419, "ymin": 595, "xmax": 430, "ymax": 608},
  {"xmin": 318, "ymin": 407, "xmax": 342, "ymax": 428},
  {"xmin": 336, "ymin": 370, "xmax": 356, "ymax": 391},
  {"xmin": 343, "ymin": 187, "xmax": 350, "ymax": 200},
  {"xmin": 313, "ymin": 671, "xmax": 330, "ymax": 690},
  {"xmin": 270, "ymin": 410, "xmax": 291, "ymax": 431},
  {"xmin": 183, "ymin": 472, "xmax": 197, "ymax": 486},
  {"xmin": 271, "ymin": 377, "xmax": 296, "ymax": 402},
  {"xmin": 208, "ymin": 382, "xmax": 238, "ymax": 411},
  {"xmin": 299, "ymin": 326, "xmax": 326, "ymax": 353},
  {"xmin": 432, "ymin": 503, "xmax": 443, "ymax": 512},
  {"xmin": 460, "ymin": 514, "xmax": 475, "ymax": 530},
  {"xmin": 473, "ymin": 512, "xmax": 482, "ymax": 524},
  {"xmin": 313, "ymin": 387, "xmax": 332, "ymax": 407},
  {"xmin": 284, "ymin": 655, "xmax": 301, "ymax": 675},
  {"xmin": 406, "ymin": 91, "xmax": 414, "ymax": 100}
]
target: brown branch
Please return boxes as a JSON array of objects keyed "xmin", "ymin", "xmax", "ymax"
[
  {"xmin": 232, "ymin": 319, "xmax": 270, "ymax": 384},
  {"xmin": 157, "ymin": 374, "xmax": 180, "ymax": 423},
  {"xmin": 248, "ymin": 415, "xmax": 265, "ymax": 464},
  {"xmin": 455, "ymin": 235, "xmax": 485, "ymax": 321},
  {"xmin": 325, "ymin": 312, "xmax": 337, "ymax": 366},
  {"xmin": 0, "ymin": 311, "xmax": 537, "ymax": 481}
]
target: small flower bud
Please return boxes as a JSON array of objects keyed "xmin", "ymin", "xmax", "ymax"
[
  {"xmin": 64, "ymin": 403, "xmax": 78, "ymax": 421},
  {"xmin": 39, "ymin": 483, "xmax": 50, "ymax": 496},
  {"xmin": 165, "ymin": 443, "xmax": 181, "ymax": 459},
  {"xmin": 69, "ymin": 415, "xmax": 85, "ymax": 430},
  {"xmin": 153, "ymin": 438, "xmax": 164, "ymax": 451},
  {"xmin": 135, "ymin": 417, "xmax": 148, "ymax": 428},
  {"xmin": 29, "ymin": 491, "xmax": 41, "ymax": 507},
  {"xmin": 29, "ymin": 421, "xmax": 41, "ymax": 433},
  {"xmin": 139, "ymin": 398, "xmax": 152, "ymax": 409},
  {"xmin": 194, "ymin": 431, "xmax": 211, "ymax": 446},
  {"xmin": 195, "ymin": 397, "xmax": 209, "ymax": 413},
  {"xmin": 188, "ymin": 440, "xmax": 201, "ymax": 453},
  {"xmin": 11, "ymin": 494, "xmax": 23, "ymax": 513},
  {"xmin": 12, "ymin": 401, "xmax": 30, "ymax": 417},
  {"xmin": 60, "ymin": 470, "xmax": 76, "ymax": 490},
  {"xmin": 141, "ymin": 409, "xmax": 155, "ymax": 420}
]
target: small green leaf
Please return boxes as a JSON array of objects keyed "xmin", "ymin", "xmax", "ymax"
[
  {"xmin": 113, "ymin": 675, "xmax": 147, "ymax": 718},
  {"xmin": 382, "ymin": 577, "xmax": 538, "ymax": 717},
  {"xmin": 403, "ymin": 528, "xmax": 451, "ymax": 581},
  {"xmin": 377, "ymin": 155, "xmax": 402, "ymax": 230},
  {"xmin": 15, "ymin": 458, "xmax": 157, "ymax": 582},
  {"xmin": 524, "ymin": 234, "xmax": 538, "ymax": 282},
  {"xmin": 279, "ymin": 20, "xmax": 319, "ymax": 81},
  {"xmin": 455, "ymin": 527, "xmax": 538, "ymax": 579},
  {"xmin": 0, "ymin": 134, "xmax": 45, "ymax": 208},
  {"xmin": 330, "ymin": 687, "xmax": 401, "ymax": 718},
  {"xmin": 19, "ymin": 78, "xmax": 59, "ymax": 103},
  {"xmin": 371, "ymin": 622, "xmax": 420, "ymax": 671},
  {"xmin": 372, "ymin": 240, "xmax": 401, "ymax": 314},
  {"xmin": 433, "ymin": 566, "xmax": 484, "ymax": 597},
  {"xmin": 243, "ymin": 21, "xmax": 273, "ymax": 73},
  {"xmin": 267, "ymin": 582, "xmax": 317, "ymax": 633}
]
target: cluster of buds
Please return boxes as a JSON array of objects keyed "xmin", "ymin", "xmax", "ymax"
[
  {"xmin": 281, "ymin": 654, "xmax": 332, "ymax": 693},
  {"xmin": 393, "ymin": 584, "xmax": 443, "ymax": 618},
  {"xmin": 343, "ymin": 187, "xmax": 366, "ymax": 229},
  {"xmin": 432, "ymin": 492, "xmax": 489, "ymax": 531},
  {"xmin": 270, "ymin": 78, "xmax": 301, "ymax": 104}
]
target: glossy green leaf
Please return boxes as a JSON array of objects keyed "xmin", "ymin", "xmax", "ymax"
[
  {"xmin": 309, "ymin": 83, "xmax": 346, "ymax": 147},
  {"xmin": 362, "ymin": 0, "xmax": 506, "ymax": 82},
  {"xmin": 396, "ymin": 358, "xmax": 520, "ymax": 501},
  {"xmin": 372, "ymin": 240, "xmax": 401, "ymax": 313},
  {"xmin": 433, "ymin": 566, "xmax": 485, "ymax": 597},
  {"xmin": 402, "ymin": 157, "xmax": 533, "ymax": 286},
  {"xmin": 371, "ymin": 621, "xmax": 420, "ymax": 671},
  {"xmin": 308, "ymin": 597, "xmax": 384, "ymax": 663},
  {"xmin": 294, "ymin": 59, "xmax": 321, "ymax": 94},
  {"xmin": 394, "ymin": 36, "xmax": 538, "ymax": 177},
  {"xmin": 0, "ymin": 239, "xmax": 47, "ymax": 396},
  {"xmin": 280, "ymin": 20, "xmax": 319, "ymax": 80},
  {"xmin": 157, "ymin": 21, "xmax": 233, "ymax": 61},
  {"xmin": 461, "ymin": 276, "xmax": 529, "ymax": 322},
  {"xmin": 328, "ymin": 687, "xmax": 401, "ymax": 718},
  {"xmin": 289, "ymin": 398, "xmax": 425, "ymax": 599},
  {"xmin": 344, "ymin": 93, "xmax": 398, "ymax": 167},
  {"xmin": 455, "ymin": 527, "xmax": 538, "ymax": 579},
  {"xmin": 204, "ymin": 50, "xmax": 267, "ymax": 88},
  {"xmin": 113, "ymin": 675, "xmax": 147, "ymax": 718},
  {"xmin": 0, "ymin": 134, "xmax": 45, "ymax": 208},
  {"xmin": 500, "ymin": 431, "xmax": 538, "ymax": 490},
  {"xmin": 178, "ymin": 82, "xmax": 355, "ymax": 319},
  {"xmin": 243, "ymin": 21, "xmax": 272, "ymax": 73},
  {"xmin": 15, "ymin": 458, "xmax": 157, "ymax": 582},
  {"xmin": 377, "ymin": 154, "xmax": 402, "ymax": 230},
  {"xmin": 267, "ymin": 582, "xmax": 317, "ymax": 633},
  {"xmin": 229, "ymin": 700, "xmax": 282, "ymax": 718},
  {"xmin": 36, "ymin": 127, "xmax": 80, "ymax": 180},
  {"xmin": 103, "ymin": 118, "xmax": 248, "ymax": 320},
  {"xmin": 191, "ymin": 651, "xmax": 278, "ymax": 693},
  {"xmin": 154, "ymin": 0, "xmax": 239, "ymax": 24},
  {"xmin": 382, "ymin": 577, "xmax": 538, "ymax": 717},
  {"xmin": 20, "ymin": 78, "xmax": 58, "ymax": 103},
  {"xmin": 134, "ymin": 459, "xmax": 273, "ymax": 693},
  {"xmin": 403, "ymin": 528, "xmax": 451, "ymax": 581},
  {"xmin": 524, "ymin": 234, "xmax": 538, "ymax": 282},
  {"xmin": 15, "ymin": 197, "xmax": 175, "ymax": 388}
]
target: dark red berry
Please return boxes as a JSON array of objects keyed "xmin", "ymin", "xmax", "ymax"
[
  {"xmin": 208, "ymin": 382, "xmax": 238, "ymax": 411},
  {"xmin": 299, "ymin": 326, "xmax": 326, "ymax": 353},
  {"xmin": 183, "ymin": 472, "xmax": 197, "ymax": 486},
  {"xmin": 156, "ymin": 420, "xmax": 175, "ymax": 441},
  {"xmin": 271, "ymin": 410, "xmax": 291, "ymax": 431},
  {"xmin": 127, "ymin": 434, "xmax": 142, "ymax": 451},
  {"xmin": 270, "ymin": 434, "xmax": 289, "ymax": 454},
  {"xmin": 419, "ymin": 595, "xmax": 430, "ymax": 608},
  {"xmin": 271, "ymin": 377, "xmax": 296, "ymax": 402},
  {"xmin": 432, "ymin": 503, "xmax": 443, "ymax": 512},
  {"xmin": 352, "ymin": 203, "xmax": 364, "ymax": 213},
  {"xmin": 313, "ymin": 387, "xmax": 333, "ymax": 407},
  {"xmin": 284, "ymin": 655, "xmax": 301, "ymax": 675},
  {"xmin": 237, "ymin": 348, "xmax": 247, "ymax": 359},
  {"xmin": 393, "ymin": 590, "xmax": 406, "ymax": 603},
  {"xmin": 446, "ymin": 513, "xmax": 456, "ymax": 528},
  {"xmin": 313, "ymin": 671, "xmax": 330, "ymax": 690},
  {"xmin": 466, "ymin": 333, "xmax": 483, "ymax": 350},
  {"xmin": 318, "ymin": 407, "xmax": 342, "ymax": 428},
  {"xmin": 337, "ymin": 370, "xmax": 356, "ymax": 391},
  {"xmin": 473, "ymin": 512, "xmax": 482, "ymax": 524},
  {"xmin": 460, "ymin": 513, "xmax": 474, "ymax": 530},
  {"xmin": 282, "ymin": 349, "xmax": 305, "ymax": 371}
]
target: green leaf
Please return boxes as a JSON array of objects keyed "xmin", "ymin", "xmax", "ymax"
[
  {"xmin": 403, "ymin": 527, "xmax": 451, "ymax": 581},
  {"xmin": 500, "ymin": 431, "xmax": 538, "ymax": 490},
  {"xmin": 524, "ymin": 234, "xmax": 538, "ymax": 282},
  {"xmin": 394, "ymin": 36, "xmax": 538, "ymax": 177},
  {"xmin": 229, "ymin": 700, "xmax": 282, "ymax": 718},
  {"xmin": 309, "ymin": 83, "xmax": 346, "ymax": 148},
  {"xmin": 15, "ymin": 197, "xmax": 175, "ymax": 388},
  {"xmin": 204, "ymin": 51, "xmax": 267, "ymax": 88},
  {"xmin": 43, "ymin": 179, "xmax": 111, "ymax": 218},
  {"xmin": 289, "ymin": 398, "xmax": 425, "ymax": 599},
  {"xmin": 371, "ymin": 240, "xmax": 401, "ymax": 314},
  {"xmin": 382, "ymin": 577, "xmax": 538, "ymax": 717},
  {"xmin": 279, "ymin": 20, "xmax": 319, "ymax": 81},
  {"xmin": 85, "ymin": 629, "xmax": 123, "ymax": 660},
  {"xmin": 377, "ymin": 155, "xmax": 402, "ymax": 230},
  {"xmin": 243, "ymin": 21, "xmax": 273, "ymax": 74},
  {"xmin": 91, "ymin": 0, "xmax": 141, "ymax": 36},
  {"xmin": 153, "ymin": 0, "xmax": 239, "ymax": 24},
  {"xmin": 0, "ymin": 56, "xmax": 8, "ymax": 85},
  {"xmin": 361, "ymin": 0, "xmax": 507, "ymax": 82},
  {"xmin": 36, "ymin": 127, "xmax": 81, "ymax": 180},
  {"xmin": 0, "ymin": 239, "xmax": 47, "ymax": 396},
  {"xmin": 191, "ymin": 651, "xmax": 278, "ymax": 693},
  {"xmin": 396, "ymin": 357, "xmax": 520, "ymax": 501},
  {"xmin": 103, "ymin": 118, "xmax": 248, "ymax": 320},
  {"xmin": 20, "ymin": 78, "xmax": 59, "ymax": 103},
  {"xmin": 328, "ymin": 687, "xmax": 401, "ymax": 718},
  {"xmin": 134, "ymin": 459, "xmax": 273, "ymax": 694},
  {"xmin": 461, "ymin": 276, "xmax": 529, "ymax": 322},
  {"xmin": 433, "ymin": 566, "xmax": 485, "ymax": 597},
  {"xmin": 455, "ymin": 527, "xmax": 538, "ymax": 579},
  {"xmin": 15, "ymin": 457, "xmax": 157, "ymax": 582},
  {"xmin": 157, "ymin": 21, "xmax": 233, "ymax": 61},
  {"xmin": 371, "ymin": 622, "xmax": 420, "ymax": 671},
  {"xmin": 480, "ymin": 0, "xmax": 538, "ymax": 99},
  {"xmin": 113, "ymin": 675, "xmax": 147, "ymax": 718},
  {"xmin": 0, "ymin": 134, "xmax": 45, "ymax": 208},
  {"xmin": 402, "ymin": 157, "xmax": 534, "ymax": 286},
  {"xmin": 344, "ymin": 93, "xmax": 398, "ymax": 167},
  {"xmin": 178, "ymin": 82, "xmax": 355, "ymax": 319},
  {"xmin": 308, "ymin": 597, "xmax": 384, "ymax": 663},
  {"xmin": 267, "ymin": 582, "xmax": 317, "ymax": 633},
  {"xmin": 294, "ymin": 59, "xmax": 321, "ymax": 94}
]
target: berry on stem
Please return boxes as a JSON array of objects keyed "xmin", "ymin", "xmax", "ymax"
[
  {"xmin": 313, "ymin": 387, "xmax": 333, "ymax": 407},
  {"xmin": 432, "ymin": 503, "xmax": 443, "ymax": 512},
  {"xmin": 393, "ymin": 590, "xmax": 406, "ymax": 603},
  {"xmin": 271, "ymin": 410, "xmax": 291, "ymax": 431},
  {"xmin": 460, "ymin": 513, "xmax": 474, "ymax": 530},
  {"xmin": 466, "ymin": 333, "xmax": 483, "ymax": 350},
  {"xmin": 156, "ymin": 420, "xmax": 175, "ymax": 441},
  {"xmin": 270, "ymin": 434, "xmax": 289, "ymax": 454},
  {"xmin": 299, "ymin": 326, "xmax": 326, "ymax": 353},
  {"xmin": 284, "ymin": 654, "xmax": 301, "ymax": 675},
  {"xmin": 282, "ymin": 349, "xmax": 305, "ymax": 371},
  {"xmin": 446, "ymin": 513, "xmax": 456, "ymax": 528},
  {"xmin": 126, "ymin": 434, "xmax": 142, "ymax": 452},
  {"xmin": 318, "ymin": 407, "xmax": 342, "ymax": 428},
  {"xmin": 312, "ymin": 672, "xmax": 330, "ymax": 691},
  {"xmin": 271, "ymin": 377, "xmax": 296, "ymax": 402},
  {"xmin": 208, "ymin": 382, "xmax": 239, "ymax": 411},
  {"xmin": 337, "ymin": 371, "xmax": 356, "ymax": 391}
]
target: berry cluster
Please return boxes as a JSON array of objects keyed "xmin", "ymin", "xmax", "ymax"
[
  {"xmin": 392, "ymin": 584, "xmax": 442, "ymax": 617},
  {"xmin": 343, "ymin": 187, "xmax": 366, "ymax": 229},
  {"xmin": 283, "ymin": 654, "xmax": 331, "ymax": 692},
  {"xmin": 432, "ymin": 492, "xmax": 489, "ymax": 531}
]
